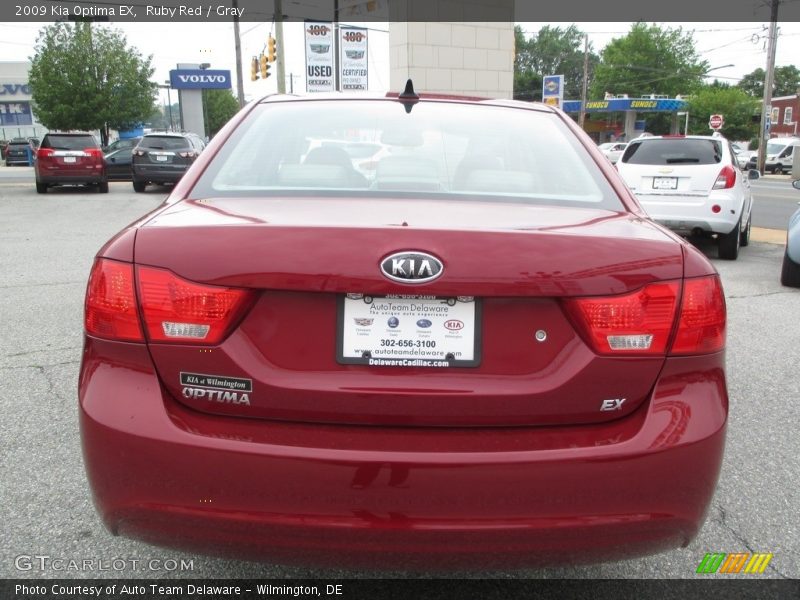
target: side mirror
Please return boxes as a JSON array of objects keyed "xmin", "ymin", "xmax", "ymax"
[
  {"xmin": 792, "ymin": 179, "xmax": 800, "ymax": 190},
  {"xmin": 748, "ymin": 170, "xmax": 761, "ymax": 180}
]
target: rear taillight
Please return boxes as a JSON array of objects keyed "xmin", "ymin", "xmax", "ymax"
[
  {"xmin": 565, "ymin": 282, "xmax": 680, "ymax": 355},
  {"xmin": 85, "ymin": 259, "xmax": 143, "ymax": 342},
  {"xmin": 178, "ymin": 151, "xmax": 197, "ymax": 158},
  {"xmin": 713, "ymin": 165, "xmax": 737, "ymax": 190},
  {"xmin": 564, "ymin": 275, "xmax": 726, "ymax": 356},
  {"xmin": 37, "ymin": 148, "xmax": 54, "ymax": 161},
  {"xmin": 133, "ymin": 149, "xmax": 146, "ymax": 156},
  {"xmin": 671, "ymin": 276, "xmax": 726, "ymax": 355},
  {"xmin": 137, "ymin": 266, "xmax": 253, "ymax": 344}
]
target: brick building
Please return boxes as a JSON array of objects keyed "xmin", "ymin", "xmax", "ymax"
[{"xmin": 769, "ymin": 93, "xmax": 799, "ymax": 137}]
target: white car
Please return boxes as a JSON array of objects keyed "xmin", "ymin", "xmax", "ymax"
[
  {"xmin": 598, "ymin": 142, "xmax": 627, "ymax": 164},
  {"xmin": 616, "ymin": 135, "xmax": 759, "ymax": 260}
]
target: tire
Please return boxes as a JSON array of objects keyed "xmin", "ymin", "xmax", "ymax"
[
  {"xmin": 98, "ymin": 181, "xmax": 109, "ymax": 193},
  {"xmin": 781, "ymin": 250, "xmax": 800, "ymax": 287},
  {"xmin": 740, "ymin": 214, "xmax": 751, "ymax": 247},
  {"xmin": 35, "ymin": 181, "xmax": 47, "ymax": 194},
  {"xmin": 132, "ymin": 179, "xmax": 146, "ymax": 193},
  {"xmin": 718, "ymin": 219, "xmax": 741, "ymax": 260},
  {"xmin": 771, "ymin": 164, "xmax": 781, "ymax": 175}
]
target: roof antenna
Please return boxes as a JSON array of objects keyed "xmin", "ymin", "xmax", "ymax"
[{"xmin": 398, "ymin": 78, "xmax": 419, "ymax": 113}]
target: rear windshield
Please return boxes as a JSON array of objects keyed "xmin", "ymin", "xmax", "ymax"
[
  {"xmin": 8, "ymin": 141, "xmax": 30, "ymax": 147},
  {"xmin": 622, "ymin": 139, "xmax": 722, "ymax": 165},
  {"xmin": 190, "ymin": 100, "xmax": 622, "ymax": 209},
  {"xmin": 41, "ymin": 135, "xmax": 98, "ymax": 150},
  {"xmin": 139, "ymin": 136, "xmax": 191, "ymax": 150}
]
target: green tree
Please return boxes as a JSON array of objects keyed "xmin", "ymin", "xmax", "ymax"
[
  {"xmin": 590, "ymin": 23, "xmax": 708, "ymax": 99},
  {"xmin": 28, "ymin": 22, "xmax": 156, "ymax": 146},
  {"xmin": 203, "ymin": 89, "xmax": 240, "ymax": 137},
  {"xmin": 737, "ymin": 65, "xmax": 800, "ymax": 98},
  {"xmin": 685, "ymin": 85, "xmax": 759, "ymax": 140},
  {"xmin": 514, "ymin": 25, "xmax": 598, "ymax": 101}
]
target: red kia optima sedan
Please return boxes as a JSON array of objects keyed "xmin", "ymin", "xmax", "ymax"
[{"xmin": 79, "ymin": 85, "xmax": 727, "ymax": 570}]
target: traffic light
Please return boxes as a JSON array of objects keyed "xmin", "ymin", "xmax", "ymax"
[
  {"xmin": 250, "ymin": 56, "xmax": 259, "ymax": 81},
  {"xmin": 268, "ymin": 35, "xmax": 277, "ymax": 63},
  {"xmin": 259, "ymin": 53, "xmax": 270, "ymax": 79}
]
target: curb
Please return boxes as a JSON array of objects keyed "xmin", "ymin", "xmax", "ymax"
[{"xmin": 751, "ymin": 227, "xmax": 787, "ymax": 245}]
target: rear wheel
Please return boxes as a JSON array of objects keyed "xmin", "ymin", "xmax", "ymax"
[
  {"xmin": 98, "ymin": 181, "xmax": 109, "ymax": 193},
  {"xmin": 132, "ymin": 179, "xmax": 146, "ymax": 193},
  {"xmin": 718, "ymin": 220, "xmax": 741, "ymax": 260},
  {"xmin": 740, "ymin": 214, "xmax": 751, "ymax": 247},
  {"xmin": 772, "ymin": 164, "xmax": 782, "ymax": 174},
  {"xmin": 35, "ymin": 181, "xmax": 47, "ymax": 194},
  {"xmin": 781, "ymin": 250, "xmax": 800, "ymax": 287}
]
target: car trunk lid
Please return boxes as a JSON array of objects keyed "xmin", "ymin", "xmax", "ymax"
[{"xmin": 135, "ymin": 196, "xmax": 686, "ymax": 427}]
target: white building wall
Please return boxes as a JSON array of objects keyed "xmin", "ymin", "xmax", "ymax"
[
  {"xmin": 389, "ymin": 23, "xmax": 514, "ymax": 99},
  {"xmin": 0, "ymin": 61, "xmax": 47, "ymax": 140}
]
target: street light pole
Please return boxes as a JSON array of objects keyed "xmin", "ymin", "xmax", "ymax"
[{"xmin": 163, "ymin": 81, "xmax": 174, "ymax": 130}]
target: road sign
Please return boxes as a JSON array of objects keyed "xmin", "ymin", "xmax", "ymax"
[{"xmin": 709, "ymin": 114, "xmax": 724, "ymax": 130}]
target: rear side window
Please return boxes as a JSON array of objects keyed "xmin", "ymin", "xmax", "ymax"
[
  {"xmin": 41, "ymin": 135, "xmax": 98, "ymax": 150},
  {"xmin": 139, "ymin": 136, "xmax": 191, "ymax": 150},
  {"xmin": 622, "ymin": 139, "xmax": 722, "ymax": 165}
]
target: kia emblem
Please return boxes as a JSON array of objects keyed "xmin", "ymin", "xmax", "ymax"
[{"xmin": 380, "ymin": 251, "xmax": 443, "ymax": 284}]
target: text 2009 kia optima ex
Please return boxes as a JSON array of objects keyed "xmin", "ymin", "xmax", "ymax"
[{"xmin": 80, "ymin": 85, "xmax": 727, "ymax": 570}]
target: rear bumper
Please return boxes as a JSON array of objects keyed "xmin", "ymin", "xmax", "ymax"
[
  {"xmin": 634, "ymin": 191, "xmax": 743, "ymax": 235},
  {"xmin": 80, "ymin": 338, "xmax": 727, "ymax": 570},
  {"xmin": 37, "ymin": 173, "xmax": 106, "ymax": 185},
  {"xmin": 133, "ymin": 165, "xmax": 188, "ymax": 183}
]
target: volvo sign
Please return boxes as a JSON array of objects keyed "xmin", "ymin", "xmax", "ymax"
[{"xmin": 169, "ymin": 69, "xmax": 232, "ymax": 90}]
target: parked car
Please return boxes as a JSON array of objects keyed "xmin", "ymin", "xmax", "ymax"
[
  {"xmin": 616, "ymin": 134, "xmax": 758, "ymax": 260},
  {"xmin": 131, "ymin": 131, "xmax": 205, "ymax": 192},
  {"xmin": 598, "ymin": 141, "xmax": 627, "ymax": 164},
  {"xmin": 104, "ymin": 147, "xmax": 133, "ymax": 180},
  {"xmin": 781, "ymin": 179, "xmax": 800, "ymax": 287},
  {"xmin": 80, "ymin": 87, "xmax": 729, "ymax": 570},
  {"xmin": 731, "ymin": 143, "xmax": 754, "ymax": 170},
  {"xmin": 35, "ymin": 132, "xmax": 108, "ymax": 193},
  {"xmin": 4, "ymin": 138, "xmax": 34, "ymax": 166},
  {"xmin": 102, "ymin": 136, "xmax": 141, "ymax": 154}
]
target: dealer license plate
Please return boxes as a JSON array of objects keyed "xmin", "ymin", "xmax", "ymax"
[
  {"xmin": 652, "ymin": 177, "xmax": 678, "ymax": 190},
  {"xmin": 337, "ymin": 295, "xmax": 480, "ymax": 368}
]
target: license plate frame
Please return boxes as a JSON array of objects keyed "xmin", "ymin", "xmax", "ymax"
[
  {"xmin": 652, "ymin": 176, "xmax": 678, "ymax": 190},
  {"xmin": 155, "ymin": 155, "xmax": 169, "ymax": 162},
  {"xmin": 63, "ymin": 156, "xmax": 77, "ymax": 163},
  {"xmin": 336, "ymin": 295, "xmax": 481, "ymax": 368}
]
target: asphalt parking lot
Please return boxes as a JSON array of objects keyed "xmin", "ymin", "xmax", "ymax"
[{"xmin": 0, "ymin": 179, "xmax": 798, "ymax": 582}]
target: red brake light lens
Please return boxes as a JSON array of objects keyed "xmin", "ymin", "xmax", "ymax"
[
  {"xmin": 713, "ymin": 165, "xmax": 737, "ymax": 190},
  {"xmin": 565, "ymin": 282, "xmax": 680, "ymax": 355},
  {"xmin": 85, "ymin": 259, "xmax": 143, "ymax": 342},
  {"xmin": 137, "ymin": 266, "xmax": 253, "ymax": 344},
  {"xmin": 178, "ymin": 151, "xmax": 197, "ymax": 158},
  {"xmin": 671, "ymin": 275, "xmax": 726, "ymax": 355},
  {"xmin": 37, "ymin": 148, "xmax": 54, "ymax": 160},
  {"xmin": 565, "ymin": 276, "xmax": 726, "ymax": 356}
]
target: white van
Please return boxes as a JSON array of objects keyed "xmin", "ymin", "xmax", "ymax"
[{"xmin": 764, "ymin": 137, "xmax": 799, "ymax": 174}]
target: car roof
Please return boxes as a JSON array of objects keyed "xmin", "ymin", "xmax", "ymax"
[
  {"xmin": 255, "ymin": 92, "xmax": 557, "ymax": 114},
  {"xmin": 632, "ymin": 134, "xmax": 729, "ymax": 142}
]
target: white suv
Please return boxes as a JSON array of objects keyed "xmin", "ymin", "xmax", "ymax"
[{"xmin": 616, "ymin": 135, "xmax": 759, "ymax": 260}]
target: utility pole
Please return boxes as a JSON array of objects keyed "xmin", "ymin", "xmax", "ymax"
[
  {"xmin": 757, "ymin": 0, "xmax": 780, "ymax": 174},
  {"xmin": 232, "ymin": 0, "xmax": 245, "ymax": 107},
  {"xmin": 275, "ymin": 0, "xmax": 286, "ymax": 93},
  {"xmin": 579, "ymin": 33, "xmax": 589, "ymax": 129}
]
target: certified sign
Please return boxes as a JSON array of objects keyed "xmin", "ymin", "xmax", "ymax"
[
  {"xmin": 339, "ymin": 26, "xmax": 368, "ymax": 91},
  {"xmin": 337, "ymin": 296, "xmax": 480, "ymax": 367}
]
